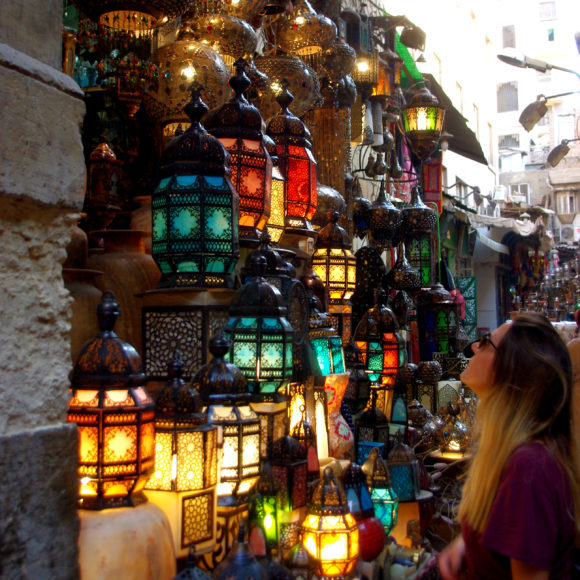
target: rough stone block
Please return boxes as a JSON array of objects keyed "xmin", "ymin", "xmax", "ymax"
[{"xmin": 0, "ymin": 424, "xmax": 80, "ymax": 580}]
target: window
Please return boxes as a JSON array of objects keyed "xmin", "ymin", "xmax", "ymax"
[
  {"xmin": 539, "ymin": 1, "xmax": 556, "ymax": 20},
  {"xmin": 556, "ymin": 191, "xmax": 576, "ymax": 214},
  {"xmin": 558, "ymin": 114, "xmax": 575, "ymax": 142},
  {"xmin": 509, "ymin": 184, "xmax": 529, "ymax": 204},
  {"xmin": 502, "ymin": 25, "xmax": 516, "ymax": 48},
  {"xmin": 499, "ymin": 134, "xmax": 520, "ymax": 149},
  {"xmin": 497, "ymin": 82, "xmax": 518, "ymax": 112}
]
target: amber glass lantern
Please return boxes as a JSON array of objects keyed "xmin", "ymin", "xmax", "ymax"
[
  {"xmin": 266, "ymin": 86, "xmax": 318, "ymax": 243},
  {"xmin": 68, "ymin": 291, "xmax": 155, "ymax": 510},
  {"xmin": 264, "ymin": 136, "xmax": 286, "ymax": 245},
  {"xmin": 311, "ymin": 211, "xmax": 356, "ymax": 345},
  {"xmin": 271, "ymin": 435, "xmax": 308, "ymax": 511},
  {"xmin": 223, "ymin": 256, "xmax": 294, "ymax": 401},
  {"xmin": 192, "ymin": 335, "xmax": 261, "ymax": 506},
  {"xmin": 362, "ymin": 448, "xmax": 399, "ymax": 534},
  {"xmin": 301, "ymin": 467, "xmax": 359, "ymax": 578},
  {"xmin": 145, "ymin": 352, "xmax": 218, "ymax": 557},
  {"xmin": 401, "ymin": 87, "xmax": 445, "ymax": 161},
  {"xmin": 151, "ymin": 85, "xmax": 240, "ymax": 288},
  {"xmin": 204, "ymin": 60, "xmax": 273, "ymax": 246}
]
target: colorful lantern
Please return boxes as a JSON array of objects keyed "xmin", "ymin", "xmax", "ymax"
[
  {"xmin": 301, "ymin": 467, "xmax": 359, "ymax": 578},
  {"xmin": 68, "ymin": 291, "xmax": 155, "ymax": 509},
  {"xmin": 151, "ymin": 84, "xmax": 239, "ymax": 288},
  {"xmin": 362, "ymin": 448, "xmax": 398, "ymax": 534},
  {"xmin": 387, "ymin": 437, "xmax": 420, "ymax": 502},
  {"xmin": 270, "ymin": 436, "xmax": 308, "ymax": 511},
  {"xmin": 192, "ymin": 335, "xmax": 261, "ymax": 505},
  {"xmin": 249, "ymin": 463, "xmax": 280, "ymax": 551},
  {"xmin": 145, "ymin": 352, "xmax": 218, "ymax": 557},
  {"xmin": 204, "ymin": 60, "xmax": 273, "ymax": 246},
  {"xmin": 355, "ymin": 391, "xmax": 390, "ymax": 454}
]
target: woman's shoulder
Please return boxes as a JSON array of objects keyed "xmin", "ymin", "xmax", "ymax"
[{"xmin": 504, "ymin": 442, "xmax": 567, "ymax": 488}]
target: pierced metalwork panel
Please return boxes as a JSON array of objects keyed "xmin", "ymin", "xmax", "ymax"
[{"xmin": 182, "ymin": 491, "xmax": 214, "ymax": 548}]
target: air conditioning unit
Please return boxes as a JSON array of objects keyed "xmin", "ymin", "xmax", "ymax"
[{"xmin": 560, "ymin": 225, "xmax": 575, "ymax": 242}]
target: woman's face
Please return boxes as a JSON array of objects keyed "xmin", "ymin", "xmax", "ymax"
[{"xmin": 460, "ymin": 322, "xmax": 511, "ymax": 398}]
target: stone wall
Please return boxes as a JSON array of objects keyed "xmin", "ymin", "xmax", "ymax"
[{"xmin": 0, "ymin": 0, "xmax": 86, "ymax": 577}]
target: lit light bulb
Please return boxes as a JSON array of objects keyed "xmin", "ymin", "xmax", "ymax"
[
  {"xmin": 264, "ymin": 513, "xmax": 274, "ymax": 531},
  {"xmin": 295, "ymin": 16, "xmax": 306, "ymax": 25},
  {"xmin": 181, "ymin": 66, "xmax": 196, "ymax": 80},
  {"xmin": 357, "ymin": 59, "xmax": 370, "ymax": 73}
]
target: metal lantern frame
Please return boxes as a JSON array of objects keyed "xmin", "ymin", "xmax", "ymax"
[
  {"xmin": 301, "ymin": 467, "xmax": 359, "ymax": 579},
  {"xmin": 151, "ymin": 85, "xmax": 240, "ymax": 288},
  {"xmin": 68, "ymin": 291, "xmax": 156, "ymax": 510},
  {"xmin": 387, "ymin": 439, "xmax": 420, "ymax": 503},
  {"xmin": 250, "ymin": 463, "xmax": 281, "ymax": 550},
  {"xmin": 270, "ymin": 435, "xmax": 309, "ymax": 512},
  {"xmin": 355, "ymin": 392, "xmax": 390, "ymax": 454}
]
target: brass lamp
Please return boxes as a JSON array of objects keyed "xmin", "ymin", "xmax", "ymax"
[
  {"xmin": 301, "ymin": 467, "xmax": 359, "ymax": 578},
  {"xmin": 68, "ymin": 291, "xmax": 155, "ymax": 509},
  {"xmin": 145, "ymin": 351, "xmax": 218, "ymax": 557},
  {"xmin": 192, "ymin": 335, "xmax": 261, "ymax": 506}
]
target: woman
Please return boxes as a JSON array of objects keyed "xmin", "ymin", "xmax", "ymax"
[{"xmin": 439, "ymin": 312, "xmax": 579, "ymax": 579}]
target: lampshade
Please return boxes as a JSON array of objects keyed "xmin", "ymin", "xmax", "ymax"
[
  {"xmin": 266, "ymin": 86, "xmax": 318, "ymax": 235},
  {"xmin": 204, "ymin": 60, "xmax": 273, "ymax": 246},
  {"xmin": 352, "ymin": 195, "xmax": 372, "ymax": 240},
  {"xmin": 361, "ymin": 448, "xmax": 398, "ymax": 534},
  {"xmin": 271, "ymin": 436, "xmax": 308, "ymax": 511},
  {"xmin": 223, "ymin": 256, "xmax": 294, "ymax": 400},
  {"xmin": 300, "ymin": 467, "xmax": 359, "ymax": 578},
  {"xmin": 401, "ymin": 87, "xmax": 445, "ymax": 161},
  {"xmin": 145, "ymin": 352, "xmax": 218, "ymax": 557},
  {"xmin": 312, "ymin": 211, "xmax": 356, "ymax": 302},
  {"xmin": 519, "ymin": 96, "xmax": 548, "ymax": 132},
  {"xmin": 68, "ymin": 291, "xmax": 155, "ymax": 510},
  {"xmin": 192, "ymin": 335, "xmax": 261, "ymax": 505},
  {"xmin": 322, "ymin": 39, "xmax": 357, "ymax": 83},
  {"xmin": 151, "ymin": 84, "xmax": 240, "ymax": 288},
  {"xmin": 312, "ymin": 186, "xmax": 346, "ymax": 232}
]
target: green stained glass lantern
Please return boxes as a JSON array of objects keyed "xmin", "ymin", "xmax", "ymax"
[
  {"xmin": 192, "ymin": 335, "xmax": 261, "ymax": 506},
  {"xmin": 361, "ymin": 447, "xmax": 399, "ymax": 534},
  {"xmin": 249, "ymin": 463, "xmax": 280, "ymax": 551},
  {"xmin": 145, "ymin": 351, "xmax": 218, "ymax": 557},
  {"xmin": 152, "ymin": 84, "xmax": 240, "ymax": 288},
  {"xmin": 204, "ymin": 59, "xmax": 273, "ymax": 247},
  {"xmin": 401, "ymin": 87, "xmax": 445, "ymax": 162},
  {"xmin": 68, "ymin": 292, "xmax": 155, "ymax": 510},
  {"xmin": 266, "ymin": 85, "xmax": 318, "ymax": 244},
  {"xmin": 223, "ymin": 256, "xmax": 294, "ymax": 401}
]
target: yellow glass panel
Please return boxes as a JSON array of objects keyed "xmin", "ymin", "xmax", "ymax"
[
  {"xmin": 75, "ymin": 390, "xmax": 99, "ymax": 404},
  {"xmin": 106, "ymin": 389, "xmax": 130, "ymax": 404},
  {"xmin": 148, "ymin": 431, "xmax": 173, "ymax": 490},
  {"xmin": 177, "ymin": 431, "xmax": 204, "ymax": 491},
  {"xmin": 104, "ymin": 424, "xmax": 137, "ymax": 462},
  {"xmin": 303, "ymin": 531, "xmax": 319, "ymax": 559},
  {"xmin": 320, "ymin": 532, "xmax": 348, "ymax": 561},
  {"xmin": 78, "ymin": 425, "xmax": 98, "ymax": 464},
  {"xmin": 222, "ymin": 434, "xmax": 239, "ymax": 469}
]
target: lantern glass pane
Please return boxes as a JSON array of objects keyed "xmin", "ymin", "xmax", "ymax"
[
  {"xmin": 104, "ymin": 424, "xmax": 137, "ymax": 463},
  {"xmin": 149, "ymin": 432, "xmax": 173, "ymax": 490},
  {"xmin": 78, "ymin": 425, "xmax": 98, "ymax": 464},
  {"xmin": 176, "ymin": 431, "xmax": 204, "ymax": 490},
  {"xmin": 311, "ymin": 337, "xmax": 331, "ymax": 375},
  {"xmin": 330, "ymin": 337, "xmax": 345, "ymax": 374}
]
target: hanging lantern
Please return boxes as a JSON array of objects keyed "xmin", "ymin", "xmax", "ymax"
[
  {"xmin": 204, "ymin": 59, "xmax": 273, "ymax": 246},
  {"xmin": 311, "ymin": 210, "xmax": 356, "ymax": 344},
  {"xmin": 312, "ymin": 185, "xmax": 346, "ymax": 232},
  {"xmin": 352, "ymin": 195, "xmax": 372, "ymax": 241},
  {"xmin": 301, "ymin": 467, "xmax": 359, "ymax": 578},
  {"xmin": 355, "ymin": 391, "xmax": 390, "ymax": 455},
  {"xmin": 384, "ymin": 241, "xmax": 422, "ymax": 292},
  {"xmin": 390, "ymin": 375, "xmax": 409, "ymax": 432},
  {"xmin": 151, "ymin": 84, "xmax": 240, "ymax": 288},
  {"xmin": 361, "ymin": 448, "xmax": 398, "ymax": 534},
  {"xmin": 145, "ymin": 352, "xmax": 218, "ymax": 557},
  {"xmin": 264, "ymin": 136, "xmax": 287, "ymax": 244},
  {"xmin": 401, "ymin": 87, "xmax": 445, "ymax": 161},
  {"xmin": 342, "ymin": 339, "xmax": 371, "ymax": 415},
  {"xmin": 351, "ymin": 246, "xmax": 386, "ymax": 332},
  {"xmin": 271, "ymin": 436, "xmax": 308, "ymax": 511},
  {"xmin": 401, "ymin": 187, "xmax": 437, "ymax": 288},
  {"xmin": 223, "ymin": 255, "xmax": 294, "ymax": 400},
  {"xmin": 68, "ymin": 291, "xmax": 155, "ymax": 510},
  {"xmin": 249, "ymin": 463, "xmax": 280, "ymax": 551},
  {"xmin": 387, "ymin": 436, "xmax": 420, "ymax": 502},
  {"xmin": 342, "ymin": 462, "xmax": 386, "ymax": 562},
  {"xmin": 416, "ymin": 284, "xmax": 460, "ymax": 360},
  {"xmin": 306, "ymin": 303, "xmax": 346, "ymax": 377},
  {"xmin": 266, "ymin": 86, "xmax": 318, "ymax": 245},
  {"xmin": 192, "ymin": 335, "xmax": 261, "ymax": 505},
  {"xmin": 368, "ymin": 178, "xmax": 402, "ymax": 252}
]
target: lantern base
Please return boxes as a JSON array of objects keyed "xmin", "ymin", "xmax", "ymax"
[{"xmin": 78, "ymin": 502, "xmax": 176, "ymax": 580}]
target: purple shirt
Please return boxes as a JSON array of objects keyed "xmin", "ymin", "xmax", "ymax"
[{"xmin": 462, "ymin": 442, "xmax": 575, "ymax": 579}]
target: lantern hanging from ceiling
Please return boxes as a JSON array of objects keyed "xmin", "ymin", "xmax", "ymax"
[
  {"xmin": 271, "ymin": 435, "xmax": 308, "ymax": 512},
  {"xmin": 264, "ymin": 136, "xmax": 287, "ymax": 245},
  {"xmin": 311, "ymin": 211, "xmax": 356, "ymax": 344},
  {"xmin": 384, "ymin": 241, "xmax": 422, "ymax": 293},
  {"xmin": 415, "ymin": 284, "xmax": 460, "ymax": 361},
  {"xmin": 145, "ymin": 351, "xmax": 218, "ymax": 557},
  {"xmin": 368, "ymin": 177, "xmax": 402, "ymax": 252},
  {"xmin": 266, "ymin": 86, "xmax": 318, "ymax": 244},
  {"xmin": 223, "ymin": 256, "xmax": 294, "ymax": 400},
  {"xmin": 342, "ymin": 462, "xmax": 387, "ymax": 562},
  {"xmin": 312, "ymin": 185, "xmax": 346, "ymax": 232},
  {"xmin": 151, "ymin": 84, "xmax": 240, "ymax": 288},
  {"xmin": 387, "ymin": 436, "xmax": 420, "ymax": 502},
  {"xmin": 361, "ymin": 447, "xmax": 398, "ymax": 534},
  {"xmin": 400, "ymin": 187, "xmax": 437, "ymax": 288},
  {"xmin": 192, "ymin": 335, "xmax": 261, "ymax": 505},
  {"xmin": 68, "ymin": 291, "xmax": 155, "ymax": 510},
  {"xmin": 355, "ymin": 391, "xmax": 390, "ymax": 455},
  {"xmin": 301, "ymin": 467, "xmax": 359, "ymax": 578},
  {"xmin": 402, "ymin": 86, "xmax": 445, "ymax": 161},
  {"xmin": 322, "ymin": 39, "xmax": 357, "ymax": 83},
  {"xmin": 204, "ymin": 59, "xmax": 273, "ymax": 246}
]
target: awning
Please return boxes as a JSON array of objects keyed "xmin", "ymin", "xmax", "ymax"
[
  {"xmin": 422, "ymin": 73, "xmax": 488, "ymax": 166},
  {"xmin": 477, "ymin": 231, "xmax": 510, "ymax": 254}
]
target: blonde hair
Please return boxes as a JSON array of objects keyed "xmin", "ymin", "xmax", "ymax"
[{"xmin": 458, "ymin": 312, "xmax": 580, "ymax": 536}]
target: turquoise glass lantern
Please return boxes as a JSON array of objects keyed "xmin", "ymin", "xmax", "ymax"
[
  {"xmin": 223, "ymin": 256, "xmax": 294, "ymax": 401},
  {"xmin": 387, "ymin": 437, "xmax": 420, "ymax": 502},
  {"xmin": 152, "ymin": 84, "xmax": 240, "ymax": 288},
  {"xmin": 362, "ymin": 447, "xmax": 399, "ymax": 534}
]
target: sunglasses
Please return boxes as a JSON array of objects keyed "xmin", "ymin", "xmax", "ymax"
[{"xmin": 463, "ymin": 332, "xmax": 497, "ymax": 358}]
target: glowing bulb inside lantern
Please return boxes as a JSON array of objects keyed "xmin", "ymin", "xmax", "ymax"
[
  {"xmin": 417, "ymin": 109, "xmax": 428, "ymax": 131},
  {"xmin": 357, "ymin": 59, "xmax": 369, "ymax": 73},
  {"xmin": 181, "ymin": 66, "xmax": 196, "ymax": 80},
  {"xmin": 80, "ymin": 477, "xmax": 91, "ymax": 485},
  {"xmin": 295, "ymin": 16, "xmax": 306, "ymax": 25},
  {"xmin": 264, "ymin": 513, "xmax": 274, "ymax": 531},
  {"xmin": 271, "ymin": 82, "xmax": 283, "ymax": 95}
]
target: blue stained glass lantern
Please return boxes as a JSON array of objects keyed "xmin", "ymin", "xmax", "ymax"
[
  {"xmin": 224, "ymin": 256, "xmax": 294, "ymax": 401},
  {"xmin": 362, "ymin": 448, "xmax": 399, "ymax": 534},
  {"xmin": 387, "ymin": 436, "xmax": 420, "ymax": 502},
  {"xmin": 152, "ymin": 83, "xmax": 240, "ymax": 288},
  {"xmin": 342, "ymin": 462, "xmax": 374, "ymax": 521},
  {"xmin": 357, "ymin": 441, "xmax": 385, "ymax": 465}
]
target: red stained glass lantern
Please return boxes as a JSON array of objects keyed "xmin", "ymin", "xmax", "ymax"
[{"xmin": 270, "ymin": 435, "xmax": 308, "ymax": 511}]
